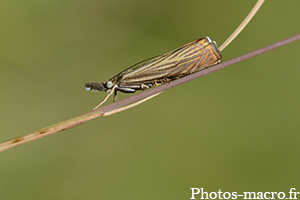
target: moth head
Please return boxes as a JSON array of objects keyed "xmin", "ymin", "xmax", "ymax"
[{"xmin": 85, "ymin": 82, "xmax": 110, "ymax": 92}]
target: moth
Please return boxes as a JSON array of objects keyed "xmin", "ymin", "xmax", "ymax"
[{"xmin": 85, "ymin": 36, "xmax": 222, "ymax": 108}]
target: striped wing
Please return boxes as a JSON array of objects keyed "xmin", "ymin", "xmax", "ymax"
[{"xmin": 117, "ymin": 37, "xmax": 222, "ymax": 86}]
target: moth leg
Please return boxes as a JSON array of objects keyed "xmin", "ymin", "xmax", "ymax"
[
  {"xmin": 117, "ymin": 87, "xmax": 136, "ymax": 93},
  {"xmin": 141, "ymin": 84, "xmax": 149, "ymax": 90},
  {"xmin": 93, "ymin": 86, "xmax": 116, "ymax": 110},
  {"xmin": 113, "ymin": 90, "xmax": 118, "ymax": 102}
]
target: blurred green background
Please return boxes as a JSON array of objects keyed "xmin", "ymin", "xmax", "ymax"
[{"xmin": 1, "ymin": 1, "xmax": 299, "ymax": 199}]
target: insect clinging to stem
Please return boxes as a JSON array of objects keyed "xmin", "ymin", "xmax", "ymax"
[
  {"xmin": 85, "ymin": 0, "xmax": 265, "ymax": 110},
  {"xmin": 85, "ymin": 37, "xmax": 222, "ymax": 109}
]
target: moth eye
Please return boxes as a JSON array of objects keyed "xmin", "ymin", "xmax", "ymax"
[{"xmin": 106, "ymin": 81, "xmax": 113, "ymax": 88}]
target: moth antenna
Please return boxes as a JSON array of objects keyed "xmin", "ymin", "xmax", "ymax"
[{"xmin": 218, "ymin": 0, "xmax": 265, "ymax": 52}]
